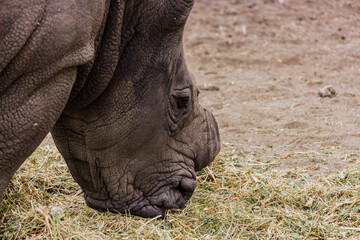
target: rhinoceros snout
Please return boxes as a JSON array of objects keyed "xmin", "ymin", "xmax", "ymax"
[
  {"xmin": 206, "ymin": 108, "xmax": 221, "ymax": 162},
  {"xmin": 193, "ymin": 108, "xmax": 221, "ymax": 171}
]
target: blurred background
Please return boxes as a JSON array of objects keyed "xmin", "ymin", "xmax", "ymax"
[{"xmin": 184, "ymin": 0, "xmax": 360, "ymax": 174}]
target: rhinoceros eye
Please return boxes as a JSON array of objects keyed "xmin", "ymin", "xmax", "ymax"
[
  {"xmin": 171, "ymin": 88, "xmax": 191, "ymax": 111},
  {"xmin": 168, "ymin": 88, "xmax": 192, "ymax": 134},
  {"xmin": 169, "ymin": 88, "xmax": 192, "ymax": 125},
  {"xmin": 174, "ymin": 95, "xmax": 189, "ymax": 109}
]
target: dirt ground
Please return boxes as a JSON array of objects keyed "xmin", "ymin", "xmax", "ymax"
[{"xmin": 184, "ymin": 0, "xmax": 360, "ymax": 174}]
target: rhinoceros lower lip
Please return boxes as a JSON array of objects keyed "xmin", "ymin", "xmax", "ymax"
[
  {"xmin": 83, "ymin": 179, "xmax": 195, "ymax": 218},
  {"xmin": 84, "ymin": 194, "xmax": 187, "ymax": 218}
]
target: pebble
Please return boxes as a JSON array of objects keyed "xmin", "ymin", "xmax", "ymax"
[{"xmin": 319, "ymin": 85, "xmax": 336, "ymax": 98}]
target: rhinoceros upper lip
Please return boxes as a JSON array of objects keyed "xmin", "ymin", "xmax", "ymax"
[{"xmin": 147, "ymin": 187, "xmax": 191, "ymax": 211}]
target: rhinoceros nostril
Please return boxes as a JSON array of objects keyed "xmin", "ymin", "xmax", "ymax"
[{"xmin": 179, "ymin": 178, "xmax": 197, "ymax": 193}]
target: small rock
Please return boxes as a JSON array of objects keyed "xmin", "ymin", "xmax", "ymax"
[{"xmin": 319, "ymin": 85, "xmax": 336, "ymax": 98}]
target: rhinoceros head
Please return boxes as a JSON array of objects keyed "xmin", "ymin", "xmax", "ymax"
[{"xmin": 51, "ymin": 0, "xmax": 220, "ymax": 218}]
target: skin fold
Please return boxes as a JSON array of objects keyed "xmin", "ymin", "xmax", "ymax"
[{"xmin": 0, "ymin": 0, "xmax": 220, "ymax": 218}]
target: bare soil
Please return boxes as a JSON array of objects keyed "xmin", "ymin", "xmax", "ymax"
[{"xmin": 184, "ymin": 0, "xmax": 360, "ymax": 174}]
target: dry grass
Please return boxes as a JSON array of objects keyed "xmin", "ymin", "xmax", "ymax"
[{"xmin": 1, "ymin": 145, "xmax": 360, "ymax": 239}]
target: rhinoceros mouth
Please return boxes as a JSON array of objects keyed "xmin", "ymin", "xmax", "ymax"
[
  {"xmin": 132, "ymin": 187, "xmax": 193, "ymax": 218},
  {"xmin": 83, "ymin": 177, "xmax": 196, "ymax": 218}
]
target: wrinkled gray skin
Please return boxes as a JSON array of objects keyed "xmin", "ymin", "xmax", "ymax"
[{"xmin": 0, "ymin": 0, "xmax": 220, "ymax": 218}]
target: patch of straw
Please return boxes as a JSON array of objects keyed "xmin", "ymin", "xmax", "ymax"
[{"xmin": 1, "ymin": 146, "xmax": 360, "ymax": 239}]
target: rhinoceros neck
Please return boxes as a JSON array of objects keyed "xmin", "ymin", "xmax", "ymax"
[{"xmin": 65, "ymin": 0, "xmax": 126, "ymax": 111}]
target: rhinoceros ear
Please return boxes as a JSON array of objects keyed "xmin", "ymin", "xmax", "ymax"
[
  {"xmin": 166, "ymin": 0, "xmax": 194, "ymax": 13},
  {"xmin": 159, "ymin": 0, "xmax": 194, "ymax": 30}
]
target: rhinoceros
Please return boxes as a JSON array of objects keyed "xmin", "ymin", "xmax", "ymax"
[{"xmin": 0, "ymin": 0, "xmax": 220, "ymax": 218}]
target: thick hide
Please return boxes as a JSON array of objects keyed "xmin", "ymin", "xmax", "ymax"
[{"xmin": 0, "ymin": 0, "xmax": 220, "ymax": 218}]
